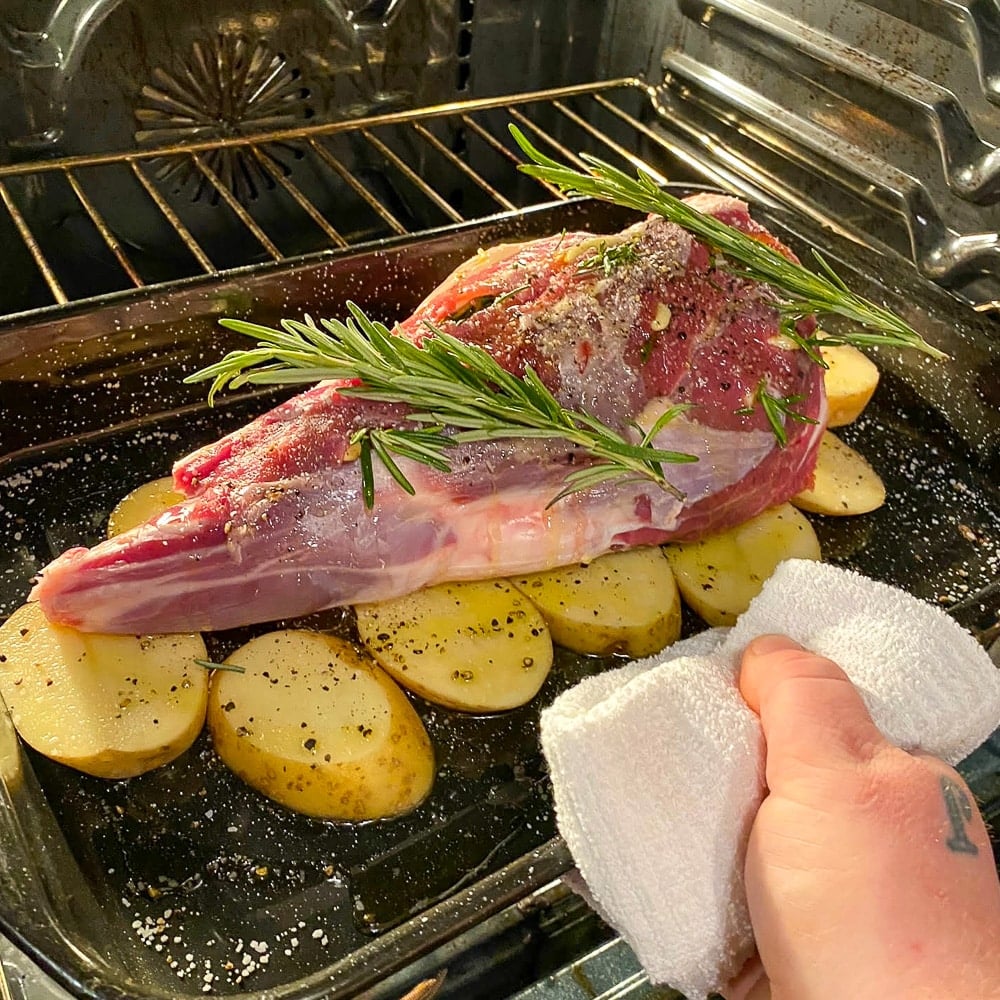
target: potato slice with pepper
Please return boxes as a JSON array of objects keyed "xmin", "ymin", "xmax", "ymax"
[
  {"xmin": 820, "ymin": 343, "xmax": 880, "ymax": 427},
  {"xmin": 512, "ymin": 547, "xmax": 681, "ymax": 658},
  {"xmin": 791, "ymin": 431, "xmax": 886, "ymax": 516},
  {"xmin": 355, "ymin": 580, "xmax": 553, "ymax": 713},
  {"xmin": 107, "ymin": 475, "xmax": 183, "ymax": 538},
  {"xmin": 664, "ymin": 504, "xmax": 821, "ymax": 626},
  {"xmin": 208, "ymin": 630, "xmax": 434, "ymax": 821},
  {"xmin": 0, "ymin": 602, "xmax": 207, "ymax": 778}
]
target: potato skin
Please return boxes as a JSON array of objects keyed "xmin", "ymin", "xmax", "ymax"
[
  {"xmin": 207, "ymin": 631, "xmax": 434, "ymax": 821},
  {"xmin": 0, "ymin": 602, "xmax": 207, "ymax": 779},
  {"xmin": 513, "ymin": 548, "xmax": 681, "ymax": 658}
]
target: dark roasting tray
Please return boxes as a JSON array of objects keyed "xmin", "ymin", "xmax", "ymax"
[{"xmin": 1, "ymin": 196, "xmax": 998, "ymax": 1000}]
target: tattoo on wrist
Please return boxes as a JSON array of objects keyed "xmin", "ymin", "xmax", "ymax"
[{"xmin": 940, "ymin": 776, "xmax": 979, "ymax": 856}]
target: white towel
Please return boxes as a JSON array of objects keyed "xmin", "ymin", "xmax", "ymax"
[{"xmin": 540, "ymin": 559, "xmax": 1000, "ymax": 1000}]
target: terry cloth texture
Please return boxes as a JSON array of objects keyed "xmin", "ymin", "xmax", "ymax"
[{"xmin": 541, "ymin": 559, "xmax": 1000, "ymax": 1000}]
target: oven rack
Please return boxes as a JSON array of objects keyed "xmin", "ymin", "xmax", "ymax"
[{"xmin": 0, "ymin": 78, "xmax": 738, "ymax": 325}]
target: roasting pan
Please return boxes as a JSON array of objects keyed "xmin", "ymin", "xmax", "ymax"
[
  {"xmin": 1, "ymin": 183, "xmax": 999, "ymax": 999},
  {"xmin": 1, "ymin": 2, "xmax": 1000, "ymax": 996}
]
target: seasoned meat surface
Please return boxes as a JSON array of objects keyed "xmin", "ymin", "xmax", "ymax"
[{"xmin": 33, "ymin": 196, "xmax": 825, "ymax": 633}]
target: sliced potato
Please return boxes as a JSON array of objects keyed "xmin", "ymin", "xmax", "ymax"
[
  {"xmin": 0, "ymin": 695, "xmax": 22, "ymax": 788},
  {"xmin": 208, "ymin": 630, "xmax": 434, "ymax": 821},
  {"xmin": 355, "ymin": 580, "xmax": 553, "ymax": 713},
  {"xmin": 0, "ymin": 603, "xmax": 208, "ymax": 778},
  {"xmin": 107, "ymin": 475, "xmax": 183, "ymax": 538},
  {"xmin": 821, "ymin": 343, "xmax": 880, "ymax": 427},
  {"xmin": 792, "ymin": 431, "xmax": 886, "ymax": 516},
  {"xmin": 512, "ymin": 547, "xmax": 681, "ymax": 658},
  {"xmin": 664, "ymin": 503, "xmax": 821, "ymax": 626}
]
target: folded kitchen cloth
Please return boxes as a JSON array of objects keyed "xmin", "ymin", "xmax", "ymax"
[{"xmin": 540, "ymin": 559, "xmax": 1000, "ymax": 1000}]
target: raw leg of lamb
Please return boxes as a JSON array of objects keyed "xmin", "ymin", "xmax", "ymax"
[{"xmin": 32, "ymin": 194, "xmax": 826, "ymax": 633}]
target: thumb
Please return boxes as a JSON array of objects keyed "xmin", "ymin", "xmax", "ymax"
[{"xmin": 738, "ymin": 633, "xmax": 888, "ymax": 794}]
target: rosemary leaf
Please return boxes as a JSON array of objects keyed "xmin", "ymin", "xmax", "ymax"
[
  {"xmin": 778, "ymin": 317, "xmax": 828, "ymax": 367},
  {"xmin": 636, "ymin": 404, "xmax": 695, "ymax": 450},
  {"xmin": 194, "ymin": 658, "xmax": 246, "ymax": 674},
  {"xmin": 546, "ymin": 465, "xmax": 650, "ymax": 508},
  {"xmin": 369, "ymin": 433, "xmax": 417, "ymax": 496},
  {"xmin": 357, "ymin": 433, "xmax": 376, "ymax": 509},
  {"xmin": 738, "ymin": 379, "xmax": 819, "ymax": 448}
]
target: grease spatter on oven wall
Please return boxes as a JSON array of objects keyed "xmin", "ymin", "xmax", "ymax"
[{"xmin": 134, "ymin": 33, "xmax": 312, "ymax": 203}]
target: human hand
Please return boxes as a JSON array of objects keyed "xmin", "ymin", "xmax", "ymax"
[{"xmin": 733, "ymin": 633, "xmax": 1000, "ymax": 1000}]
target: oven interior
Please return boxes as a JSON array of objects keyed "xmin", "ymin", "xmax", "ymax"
[
  {"xmin": 3, "ymin": 0, "xmax": 1000, "ymax": 322},
  {"xmin": 0, "ymin": 2, "xmax": 999, "ymax": 999}
]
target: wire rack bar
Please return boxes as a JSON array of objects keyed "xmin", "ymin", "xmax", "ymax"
[
  {"xmin": 306, "ymin": 137, "xmax": 408, "ymax": 236},
  {"xmin": 411, "ymin": 122, "xmax": 517, "ymax": 211},
  {"xmin": 0, "ymin": 180, "xmax": 68, "ymax": 304},
  {"xmin": 360, "ymin": 128, "xmax": 465, "ymax": 224},
  {"xmin": 0, "ymin": 79, "xmax": 660, "ymax": 318},
  {"xmin": 458, "ymin": 114, "xmax": 567, "ymax": 201},
  {"xmin": 0, "ymin": 79, "xmax": 643, "ymax": 180},
  {"xmin": 189, "ymin": 153, "xmax": 283, "ymax": 261},
  {"xmin": 251, "ymin": 147, "xmax": 349, "ymax": 248},
  {"xmin": 129, "ymin": 161, "xmax": 215, "ymax": 273},
  {"xmin": 552, "ymin": 98, "xmax": 670, "ymax": 186},
  {"xmin": 63, "ymin": 169, "xmax": 146, "ymax": 287},
  {"xmin": 503, "ymin": 107, "xmax": 590, "ymax": 170}
]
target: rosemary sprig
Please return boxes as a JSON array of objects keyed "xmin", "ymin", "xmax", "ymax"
[
  {"xmin": 184, "ymin": 305, "xmax": 698, "ymax": 508},
  {"xmin": 577, "ymin": 240, "xmax": 641, "ymax": 277},
  {"xmin": 510, "ymin": 125, "xmax": 947, "ymax": 361},
  {"xmin": 738, "ymin": 379, "xmax": 819, "ymax": 447},
  {"xmin": 778, "ymin": 317, "xmax": 828, "ymax": 367}
]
